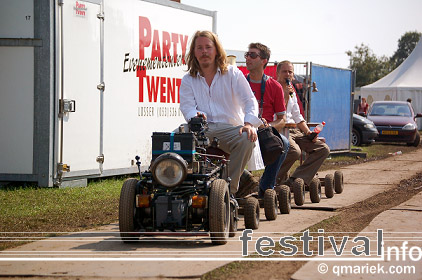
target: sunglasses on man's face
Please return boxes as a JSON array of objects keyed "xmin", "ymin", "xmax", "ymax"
[{"xmin": 244, "ymin": 52, "xmax": 261, "ymax": 59}]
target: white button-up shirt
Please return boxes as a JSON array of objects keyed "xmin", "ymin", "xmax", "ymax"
[
  {"xmin": 180, "ymin": 65, "xmax": 262, "ymax": 127},
  {"xmin": 286, "ymin": 92, "xmax": 305, "ymax": 124}
]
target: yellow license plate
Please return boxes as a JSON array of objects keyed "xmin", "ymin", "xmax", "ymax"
[{"xmin": 381, "ymin": 130, "xmax": 398, "ymax": 135}]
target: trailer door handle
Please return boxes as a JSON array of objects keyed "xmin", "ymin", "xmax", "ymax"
[{"xmin": 59, "ymin": 99, "xmax": 76, "ymax": 114}]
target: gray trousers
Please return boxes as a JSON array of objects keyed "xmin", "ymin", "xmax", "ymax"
[
  {"xmin": 206, "ymin": 123, "xmax": 255, "ymax": 194},
  {"xmin": 277, "ymin": 128, "xmax": 330, "ymax": 186}
]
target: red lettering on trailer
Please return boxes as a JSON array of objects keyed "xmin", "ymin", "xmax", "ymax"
[
  {"xmin": 75, "ymin": 1, "xmax": 87, "ymax": 17},
  {"xmin": 139, "ymin": 16, "xmax": 151, "ymax": 60},
  {"xmin": 138, "ymin": 69, "xmax": 147, "ymax": 102},
  {"xmin": 151, "ymin": 30, "xmax": 161, "ymax": 61},
  {"xmin": 179, "ymin": 34, "xmax": 188, "ymax": 64},
  {"xmin": 171, "ymin": 33, "xmax": 179, "ymax": 63},
  {"xmin": 167, "ymin": 78, "xmax": 176, "ymax": 103},
  {"xmin": 146, "ymin": 76, "xmax": 160, "ymax": 103},
  {"xmin": 137, "ymin": 16, "xmax": 188, "ymax": 103},
  {"xmin": 145, "ymin": 76, "xmax": 181, "ymax": 103},
  {"xmin": 176, "ymin": 78, "xmax": 181, "ymax": 103},
  {"xmin": 160, "ymin": 77, "xmax": 166, "ymax": 103},
  {"xmin": 162, "ymin": 31, "xmax": 171, "ymax": 62}
]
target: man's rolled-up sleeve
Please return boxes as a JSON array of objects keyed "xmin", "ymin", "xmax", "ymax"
[{"xmin": 180, "ymin": 75, "xmax": 205, "ymax": 122}]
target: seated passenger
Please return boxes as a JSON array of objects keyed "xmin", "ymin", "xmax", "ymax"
[
  {"xmin": 179, "ymin": 31, "xmax": 262, "ymax": 195},
  {"xmin": 275, "ymin": 60, "xmax": 330, "ymax": 187},
  {"xmin": 244, "ymin": 43, "xmax": 289, "ymax": 197}
]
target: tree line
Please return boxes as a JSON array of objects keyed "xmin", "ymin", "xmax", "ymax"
[{"xmin": 347, "ymin": 31, "xmax": 421, "ymax": 88}]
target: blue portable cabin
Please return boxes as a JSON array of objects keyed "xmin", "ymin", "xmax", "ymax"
[{"xmin": 308, "ymin": 63, "xmax": 354, "ymax": 152}]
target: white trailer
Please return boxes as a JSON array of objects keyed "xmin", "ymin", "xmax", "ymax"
[{"xmin": 0, "ymin": 0, "xmax": 216, "ymax": 187}]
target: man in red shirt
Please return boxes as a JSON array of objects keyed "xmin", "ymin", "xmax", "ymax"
[{"xmin": 245, "ymin": 42, "xmax": 289, "ymax": 197}]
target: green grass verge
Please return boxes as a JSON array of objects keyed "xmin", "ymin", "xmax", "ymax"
[{"xmin": 0, "ymin": 177, "xmax": 125, "ymax": 250}]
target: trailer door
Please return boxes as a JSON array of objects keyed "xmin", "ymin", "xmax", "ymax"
[{"xmin": 58, "ymin": 0, "xmax": 103, "ymax": 178}]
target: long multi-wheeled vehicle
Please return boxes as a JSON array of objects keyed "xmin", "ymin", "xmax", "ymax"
[
  {"xmin": 119, "ymin": 116, "xmax": 299, "ymax": 243},
  {"xmin": 119, "ymin": 116, "xmax": 260, "ymax": 244}
]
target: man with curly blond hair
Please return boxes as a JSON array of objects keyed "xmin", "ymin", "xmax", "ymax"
[{"xmin": 180, "ymin": 30, "xmax": 262, "ymax": 195}]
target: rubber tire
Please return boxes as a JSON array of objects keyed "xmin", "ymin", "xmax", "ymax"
[
  {"xmin": 334, "ymin": 170, "xmax": 344, "ymax": 194},
  {"xmin": 324, "ymin": 174, "xmax": 335, "ymax": 198},
  {"xmin": 351, "ymin": 128, "xmax": 361, "ymax": 146},
  {"xmin": 309, "ymin": 177, "xmax": 321, "ymax": 203},
  {"xmin": 244, "ymin": 197, "xmax": 260, "ymax": 230},
  {"xmin": 263, "ymin": 189, "xmax": 278, "ymax": 221},
  {"xmin": 293, "ymin": 178, "xmax": 305, "ymax": 206},
  {"xmin": 209, "ymin": 179, "xmax": 230, "ymax": 245},
  {"xmin": 413, "ymin": 133, "xmax": 420, "ymax": 147},
  {"xmin": 276, "ymin": 185, "xmax": 291, "ymax": 214},
  {"xmin": 229, "ymin": 201, "xmax": 238, "ymax": 237},
  {"xmin": 119, "ymin": 178, "xmax": 139, "ymax": 243}
]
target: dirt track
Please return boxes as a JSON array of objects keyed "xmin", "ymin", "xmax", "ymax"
[{"xmin": 1, "ymin": 149, "xmax": 422, "ymax": 279}]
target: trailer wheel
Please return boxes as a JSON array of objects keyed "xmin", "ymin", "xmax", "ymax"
[
  {"xmin": 324, "ymin": 174, "xmax": 334, "ymax": 198},
  {"xmin": 309, "ymin": 177, "xmax": 321, "ymax": 203},
  {"xmin": 293, "ymin": 178, "xmax": 305, "ymax": 206},
  {"xmin": 263, "ymin": 189, "xmax": 278, "ymax": 221},
  {"xmin": 276, "ymin": 185, "xmax": 291, "ymax": 214},
  {"xmin": 334, "ymin": 171, "xmax": 344, "ymax": 194},
  {"xmin": 209, "ymin": 179, "xmax": 230, "ymax": 245},
  {"xmin": 229, "ymin": 200, "xmax": 238, "ymax": 237},
  {"xmin": 119, "ymin": 178, "xmax": 140, "ymax": 243},
  {"xmin": 244, "ymin": 197, "xmax": 260, "ymax": 230}
]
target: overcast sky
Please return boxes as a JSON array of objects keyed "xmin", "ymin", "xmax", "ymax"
[{"xmin": 181, "ymin": 0, "xmax": 422, "ymax": 69}]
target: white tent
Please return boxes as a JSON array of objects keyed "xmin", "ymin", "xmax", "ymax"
[{"xmin": 361, "ymin": 38, "xmax": 422, "ymax": 128}]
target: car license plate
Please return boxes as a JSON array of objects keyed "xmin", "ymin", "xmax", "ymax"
[{"xmin": 381, "ymin": 130, "xmax": 398, "ymax": 135}]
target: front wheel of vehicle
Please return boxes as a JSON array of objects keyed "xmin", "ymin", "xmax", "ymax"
[
  {"xmin": 292, "ymin": 178, "xmax": 305, "ymax": 206},
  {"xmin": 412, "ymin": 133, "xmax": 420, "ymax": 147},
  {"xmin": 324, "ymin": 174, "xmax": 334, "ymax": 198},
  {"xmin": 263, "ymin": 189, "xmax": 278, "ymax": 221},
  {"xmin": 119, "ymin": 178, "xmax": 140, "ymax": 243},
  {"xmin": 334, "ymin": 171, "xmax": 344, "ymax": 194},
  {"xmin": 276, "ymin": 185, "xmax": 291, "ymax": 214},
  {"xmin": 352, "ymin": 128, "xmax": 361, "ymax": 146},
  {"xmin": 244, "ymin": 197, "xmax": 260, "ymax": 230},
  {"xmin": 229, "ymin": 201, "xmax": 238, "ymax": 237},
  {"xmin": 209, "ymin": 179, "xmax": 230, "ymax": 245},
  {"xmin": 309, "ymin": 177, "xmax": 321, "ymax": 203}
]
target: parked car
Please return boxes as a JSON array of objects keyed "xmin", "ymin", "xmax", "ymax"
[
  {"xmin": 366, "ymin": 101, "xmax": 422, "ymax": 147},
  {"xmin": 352, "ymin": 114, "xmax": 378, "ymax": 146}
]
